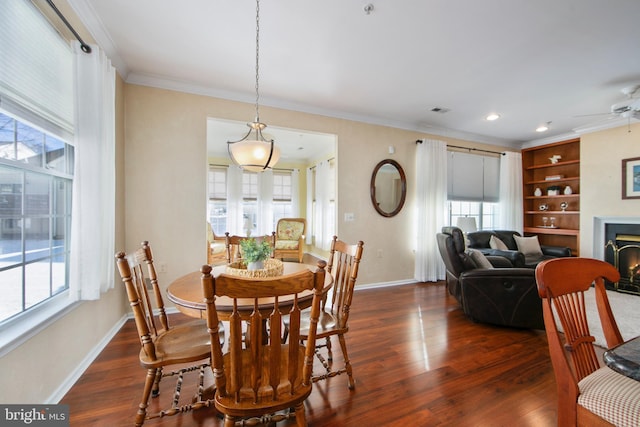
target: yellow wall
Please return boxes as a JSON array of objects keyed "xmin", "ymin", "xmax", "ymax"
[
  {"xmin": 580, "ymin": 122, "xmax": 640, "ymax": 256},
  {"xmin": 123, "ymin": 83, "xmax": 512, "ymax": 288}
]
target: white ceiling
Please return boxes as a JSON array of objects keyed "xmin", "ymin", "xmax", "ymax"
[{"xmin": 68, "ymin": 0, "xmax": 640, "ymax": 154}]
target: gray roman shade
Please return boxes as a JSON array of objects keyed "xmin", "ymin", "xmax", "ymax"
[
  {"xmin": 0, "ymin": 0, "xmax": 74, "ymax": 140},
  {"xmin": 447, "ymin": 151, "xmax": 500, "ymax": 202}
]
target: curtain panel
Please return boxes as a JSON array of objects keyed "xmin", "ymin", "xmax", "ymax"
[
  {"xmin": 305, "ymin": 168, "xmax": 313, "ymax": 245},
  {"xmin": 414, "ymin": 139, "xmax": 447, "ymax": 282},
  {"xmin": 291, "ymin": 169, "xmax": 300, "ymax": 217},
  {"xmin": 498, "ymin": 151, "xmax": 523, "ymax": 232},
  {"xmin": 257, "ymin": 170, "xmax": 274, "ymax": 235},
  {"xmin": 69, "ymin": 42, "xmax": 116, "ymax": 301},
  {"xmin": 226, "ymin": 165, "xmax": 244, "ymax": 235}
]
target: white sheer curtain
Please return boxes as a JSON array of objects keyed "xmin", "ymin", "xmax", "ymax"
[
  {"xmin": 414, "ymin": 139, "xmax": 447, "ymax": 282},
  {"xmin": 290, "ymin": 169, "xmax": 300, "ymax": 217},
  {"xmin": 305, "ymin": 167, "xmax": 313, "ymax": 245},
  {"xmin": 226, "ymin": 165, "xmax": 243, "ymax": 235},
  {"xmin": 498, "ymin": 151, "xmax": 523, "ymax": 232},
  {"xmin": 69, "ymin": 43, "xmax": 115, "ymax": 301},
  {"xmin": 314, "ymin": 161, "xmax": 333, "ymax": 250},
  {"xmin": 257, "ymin": 170, "xmax": 274, "ymax": 235}
]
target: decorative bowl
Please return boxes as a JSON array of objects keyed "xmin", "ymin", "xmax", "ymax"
[{"xmin": 225, "ymin": 258, "xmax": 284, "ymax": 278}]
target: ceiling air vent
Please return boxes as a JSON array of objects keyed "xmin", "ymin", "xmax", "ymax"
[{"xmin": 430, "ymin": 107, "xmax": 451, "ymax": 114}]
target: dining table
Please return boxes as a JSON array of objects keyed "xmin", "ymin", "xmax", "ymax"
[
  {"xmin": 603, "ymin": 335, "xmax": 640, "ymax": 381},
  {"xmin": 167, "ymin": 261, "xmax": 333, "ymax": 320}
]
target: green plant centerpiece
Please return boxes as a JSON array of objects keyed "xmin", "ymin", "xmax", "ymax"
[{"xmin": 239, "ymin": 238, "xmax": 273, "ymax": 270}]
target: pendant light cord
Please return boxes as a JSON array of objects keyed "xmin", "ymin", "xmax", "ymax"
[{"xmin": 254, "ymin": 0, "xmax": 261, "ymax": 123}]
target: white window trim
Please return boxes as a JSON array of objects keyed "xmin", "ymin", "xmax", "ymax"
[{"xmin": 0, "ymin": 291, "xmax": 78, "ymax": 357}]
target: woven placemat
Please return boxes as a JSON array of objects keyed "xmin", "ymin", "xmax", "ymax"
[{"xmin": 225, "ymin": 258, "xmax": 284, "ymax": 278}]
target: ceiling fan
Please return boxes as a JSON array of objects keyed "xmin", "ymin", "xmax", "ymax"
[
  {"xmin": 579, "ymin": 85, "xmax": 640, "ymax": 121},
  {"xmin": 610, "ymin": 85, "xmax": 640, "ymax": 119}
]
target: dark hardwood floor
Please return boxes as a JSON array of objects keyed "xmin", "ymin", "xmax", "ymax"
[{"xmin": 61, "ymin": 282, "xmax": 560, "ymax": 426}]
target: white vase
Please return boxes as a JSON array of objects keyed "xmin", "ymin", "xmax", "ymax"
[
  {"xmin": 247, "ymin": 260, "xmax": 264, "ymax": 271},
  {"xmin": 534, "ymin": 187, "xmax": 542, "ymax": 197},
  {"xmin": 564, "ymin": 186, "xmax": 573, "ymax": 195}
]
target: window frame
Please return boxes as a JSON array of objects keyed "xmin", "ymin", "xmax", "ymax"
[
  {"xmin": 448, "ymin": 200, "xmax": 499, "ymax": 231},
  {"xmin": 0, "ymin": 112, "xmax": 75, "ymax": 355}
]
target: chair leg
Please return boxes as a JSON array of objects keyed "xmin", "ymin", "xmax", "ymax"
[
  {"xmin": 338, "ymin": 334, "xmax": 355, "ymax": 390},
  {"xmin": 326, "ymin": 336, "xmax": 333, "ymax": 361},
  {"xmin": 294, "ymin": 402, "xmax": 307, "ymax": 427},
  {"xmin": 135, "ymin": 368, "xmax": 156, "ymax": 426},
  {"xmin": 151, "ymin": 367, "xmax": 162, "ymax": 397}
]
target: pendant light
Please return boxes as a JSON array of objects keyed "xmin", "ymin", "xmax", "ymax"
[{"xmin": 227, "ymin": 0, "xmax": 280, "ymax": 172}]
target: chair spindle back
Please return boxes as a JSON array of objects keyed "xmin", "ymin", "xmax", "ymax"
[
  {"xmin": 201, "ymin": 261, "xmax": 325, "ymax": 413},
  {"xmin": 325, "ymin": 236, "xmax": 364, "ymax": 328}
]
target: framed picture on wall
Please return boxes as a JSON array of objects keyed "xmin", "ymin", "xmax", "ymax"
[{"xmin": 622, "ymin": 157, "xmax": 640, "ymax": 199}]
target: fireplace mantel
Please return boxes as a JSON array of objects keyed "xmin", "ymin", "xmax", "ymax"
[{"xmin": 594, "ymin": 216, "xmax": 640, "ymax": 259}]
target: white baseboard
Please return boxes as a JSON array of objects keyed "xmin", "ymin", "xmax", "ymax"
[
  {"xmin": 356, "ymin": 279, "xmax": 417, "ymax": 290},
  {"xmin": 48, "ymin": 314, "xmax": 128, "ymax": 404}
]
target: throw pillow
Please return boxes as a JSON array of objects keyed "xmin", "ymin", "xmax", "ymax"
[
  {"xmin": 489, "ymin": 235, "xmax": 508, "ymax": 251},
  {"xmin": 467, "ymin": 249, "xmax": 494, "ymax": 269},
  {"xmin": 514, "ymin": 235, "xmax": 543, "ymax": 256}
]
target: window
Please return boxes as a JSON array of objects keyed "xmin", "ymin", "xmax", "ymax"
[
  {"xmin": 448, "ymin": 200, "xmax": 498, "ymax": 231},
  {"xmin": 207, "ymin": 166, "xmax": 227, "ymax": 235},
  {"xmin": 207, "ymin": 166, "xmax": 295, "ymax": 236},
  {"xmin": 0, "ymin": 0, "xmax": 77, "ymax": 329},
  {"xmin": 447, "ymin": 151, "xmax": 500, "ymax": 230},
  {"xmin": 0, "ymin": 113, "xmax": 74, "ymax": 324},
  {"xmin": 272, "ymin": 171, "xmax": 293, "ymax": 228}
]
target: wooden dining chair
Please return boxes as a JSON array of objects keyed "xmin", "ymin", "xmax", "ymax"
[
  {"xmin": 225, "ymin": 232, "xmax": 275, "ymax": 264},
  {"xmin": 115, "ymin": 241, "xmax": 215, "ymax": 426},
  {"xmin": 201, "ymin": 260, "xmax": 325, "ymax": 426},
  {"xmin": 535, "ymin": 257, "xmax": 640, "ymax": 426},
  {"xmin": 291, "ymin": 236, "xmax": 364, "ymax": 390}
]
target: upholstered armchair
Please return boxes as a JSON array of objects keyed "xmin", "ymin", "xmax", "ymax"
[
  {"xmin": 206, "ymin": 222, "xmax": 226, "ymax": 265},
  {"xmin": 273, "ymin": 218, "xmax": 306, "ymax": 263}
]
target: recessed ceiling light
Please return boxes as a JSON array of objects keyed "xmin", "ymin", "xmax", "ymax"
[
  {"xmin": 536, "ymin": 121, "xmax": 551, "ymax": 132},
  {"xmin": 486, "ymin": 113, "xmax": 500, "ymax": 121}
]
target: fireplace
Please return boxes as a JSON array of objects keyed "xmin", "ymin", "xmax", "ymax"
[{"xmin": 603, "ymin": 222, "xmax": 640, "ymax": 295}]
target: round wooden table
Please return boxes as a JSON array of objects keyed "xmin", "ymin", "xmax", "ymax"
[{"xmin": 167, "ymin": 262, "xmax": 332, "ymax": 319}]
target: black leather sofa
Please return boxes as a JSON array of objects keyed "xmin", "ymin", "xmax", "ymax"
[
  {"xmin": 436, "ymin": 227, "xmax": 544, "ymax": 330},
  {"xmin": 467, "ymin": 229, "xmax": 571, "ymax": 268}
]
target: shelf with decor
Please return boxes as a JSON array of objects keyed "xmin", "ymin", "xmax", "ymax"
[
  {"xmin": 522, "ymin": 138, "xmax": 580, "ymax": 256},
  {"xmin": 525, "ymin": 194, "xmax": 580, "ymax": 200},
  {"xmin": 526, "ymin": 176, "xmax": 580, "ymax": 185}
]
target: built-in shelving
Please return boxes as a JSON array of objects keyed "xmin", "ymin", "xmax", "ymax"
[{"xmin": 522, "ymin": 138, "xmax": 580, "ymax": 255}]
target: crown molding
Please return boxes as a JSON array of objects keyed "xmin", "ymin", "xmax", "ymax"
[
  {"xmin": 66, "ymin": 0, "xmax": 129, "ymax": 78},
  {"xmin": 127, "ymin": 72, "xmax": 521, "ymax": 149}
]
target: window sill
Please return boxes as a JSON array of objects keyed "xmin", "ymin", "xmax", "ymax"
[{"xmin": 0, "ymin": 291, "xmax": 79, "ymax": 358}]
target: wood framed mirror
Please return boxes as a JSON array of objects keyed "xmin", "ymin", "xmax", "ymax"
[{"xmin": 370, "ymin": 159, "xmax": 406, "ymax": 217}]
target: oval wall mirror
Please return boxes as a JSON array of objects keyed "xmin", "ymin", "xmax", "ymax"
[{"xmin": 370, "ymin": 159, "xmax": 407, "ymax": 217}]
